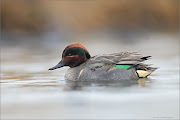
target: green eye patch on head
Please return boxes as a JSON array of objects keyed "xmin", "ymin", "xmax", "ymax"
[
  {"xmin": 65, "ymin": 47, "xmax": 85, "ymax": 56},
  {"xmin": 64, "ymin": 47, "xmax": 91, "ymax": 59}
]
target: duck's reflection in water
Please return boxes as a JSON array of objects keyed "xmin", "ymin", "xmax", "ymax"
[{"xmin": 63, "ymin": 78, "xmax": 150, "ymax": 91}]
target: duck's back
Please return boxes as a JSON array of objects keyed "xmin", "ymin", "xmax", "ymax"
[{"xmin": 65, "ymin": 51, "xmax": 157, "ymax": 81}]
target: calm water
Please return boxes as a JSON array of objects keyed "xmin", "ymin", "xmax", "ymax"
[{"xmin": 1, "ymin": 34, "xmax": 179, "ymax": 119}]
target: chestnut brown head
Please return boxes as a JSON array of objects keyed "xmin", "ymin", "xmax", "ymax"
[{"xmin": 49, "ymin": 43, "xmax": 91, "ymax": 70}]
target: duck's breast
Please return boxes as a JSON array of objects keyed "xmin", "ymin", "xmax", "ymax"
[{"xmin": 65, "ymin": 62, "xmax": 86, "ymax": 81}]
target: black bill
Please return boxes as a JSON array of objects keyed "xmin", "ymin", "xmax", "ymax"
[{"xmin": 48, "ymin": 60, "xmax": 65, "ymax": 70}]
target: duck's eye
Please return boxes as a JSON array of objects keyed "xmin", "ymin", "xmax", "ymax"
[
  {"xmin": 66, "ymin": 52, "xmax": 75, "ymax": 56},
  {"xmin": 67, "ymin": 53, "xmax": 72, "ymax": 56}
]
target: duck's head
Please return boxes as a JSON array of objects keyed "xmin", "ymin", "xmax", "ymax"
[{"xmin": 49, "ymin": 43, "xmax": 91, "ymax": 70}]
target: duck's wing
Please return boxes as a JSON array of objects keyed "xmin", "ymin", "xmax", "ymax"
[
  {"xmin": 86, "ymin": 51, "xmax": 158, "ymax": 77},
  {"xmin": 88, "ymin": 51, "xmax": 150, "ymax": 65}
]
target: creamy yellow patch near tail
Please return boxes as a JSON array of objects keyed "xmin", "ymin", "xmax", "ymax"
[{"xmin": 136, "ymin": 70, "xmax": 153, "ymax": 78}]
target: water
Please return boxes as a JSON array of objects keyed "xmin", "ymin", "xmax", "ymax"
[{"xmin": 1, "ymin": 34, "xmax": 179, "ymax": 119}]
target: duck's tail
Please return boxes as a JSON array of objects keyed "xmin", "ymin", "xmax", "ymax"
[{"xmin": 135, "ymin": 65, "xmax": 158, "ymax": 78}]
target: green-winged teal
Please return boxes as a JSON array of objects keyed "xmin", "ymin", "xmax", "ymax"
[{"xmin": 49, "ymin": 43, "xmax": 157, "ymax": 81}]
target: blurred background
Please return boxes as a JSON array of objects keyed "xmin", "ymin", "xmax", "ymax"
[
  {"xmin": 1, "ymin": 0, "xmax": 179, "ymax": 119},
  {"xmin": 1, "ymin": 0, "xmax": 179, "ymax": 46}
]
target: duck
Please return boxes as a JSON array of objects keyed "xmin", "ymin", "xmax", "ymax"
[{"xmin": 49, "ymin": 43, "xmax": 157, "ymax": 81}]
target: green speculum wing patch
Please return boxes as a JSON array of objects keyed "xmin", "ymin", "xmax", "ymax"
[{"xmin": 113, "ymin": 65, "xmax": 131, "ymax": 69}]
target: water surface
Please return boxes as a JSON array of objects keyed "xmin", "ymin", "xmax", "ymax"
[{"xmin": 1, "ymin": 34, "xmax": 179, "ymax": 119}]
